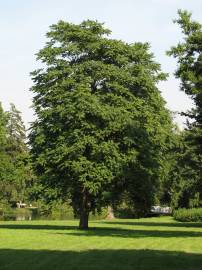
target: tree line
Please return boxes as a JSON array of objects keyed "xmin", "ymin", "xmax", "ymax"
[{"xmin": 0, "ymin": 10, "xmax": 201, "ymax": 229}]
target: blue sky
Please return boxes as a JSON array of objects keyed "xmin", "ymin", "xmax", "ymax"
[{"xmin": 0, "ymin": 0, "xmax": 202, "ymax": 128}]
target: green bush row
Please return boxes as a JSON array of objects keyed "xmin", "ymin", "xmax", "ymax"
[{"xmin": 173, "ymin": 208, "xmax": 202, "ymax": 222}]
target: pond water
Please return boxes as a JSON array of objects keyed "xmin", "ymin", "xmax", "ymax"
[
  {"xmin": 0, "ymin": 209, "xmax": 75, "ymax": 221},
  {"xmin": 0, "ymin": 208, "xmax": 104, "ymax": 221}
]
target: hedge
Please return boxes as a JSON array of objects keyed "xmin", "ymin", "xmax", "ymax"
[{"xmin": 173, "ymin": 208, "xmax": 202, "ymax": 222}]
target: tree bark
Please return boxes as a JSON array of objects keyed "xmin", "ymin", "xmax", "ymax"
[
  {"xmin": 106, "ymin": 206, "xmax": 115, "ymax": 220},
  {"xmin": 79, "ymin": 190, "xmax": 89, "ymax": 229},
  {"xmin": 79, "ymin": 208, "xmax": 89, "ymax": 229}
]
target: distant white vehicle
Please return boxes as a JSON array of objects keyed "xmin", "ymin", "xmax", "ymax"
[
  {"xmin": 16, "ymin": 202, "xmax": 27, "ymax": 208},
  {"xmin": 151, "ymin": 205, "xmax": 171, "ymax": 214}
]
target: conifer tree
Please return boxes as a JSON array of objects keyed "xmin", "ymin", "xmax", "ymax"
[{"xmin": 168, "ymin": 10, "xmax": 202, "ymax": 207}]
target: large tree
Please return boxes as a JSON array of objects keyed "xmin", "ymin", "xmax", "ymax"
[
  {"xmin": 168, "ymin": 10, "xmax": 202, "ymax": 208},
  {"xmin": 30, "ymin": 20, "xmax": 173, "ymax": 228}
]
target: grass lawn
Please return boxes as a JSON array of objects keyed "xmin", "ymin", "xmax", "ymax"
[{"xmin": 1, "ymin": 216, "xmax": 202, "ymax": 270}]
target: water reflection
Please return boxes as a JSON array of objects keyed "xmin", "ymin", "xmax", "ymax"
[{"xmin": 0, "ymin": 210, "xmax": 75, "ymax": 221}]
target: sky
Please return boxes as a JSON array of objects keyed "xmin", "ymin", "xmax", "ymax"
[{"xmin": 0, "ymin": 0, "xmax": 202, "ymax": 129}]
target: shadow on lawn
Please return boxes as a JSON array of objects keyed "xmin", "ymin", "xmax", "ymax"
[
  {"xmin": 1, "ymin": 224, "xmax": 202, "ymax": 238},
  {"xmin": 0, "ymin": 224, "xmax": 77, "ymax": 231},
  {"xmin": 58, "ymin": 228, "xmax": 202, "ymax": 238},
  {"xmin": 101, "ymin": 220, "xmax": 202, "ymax": 228},
  {"xmin": 0, "ymin": 249, "xmax": 202, "ymax": 270}
]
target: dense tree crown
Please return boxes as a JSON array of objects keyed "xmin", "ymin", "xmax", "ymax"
[{"xmin": 30, "ymin": 20, "xmax": 173, "ymax": 228}]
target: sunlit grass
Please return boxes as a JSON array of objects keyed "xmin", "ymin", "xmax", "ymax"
[{"xmin": 1, "ymin": 216, "xmax": 202, "ymax": 269}]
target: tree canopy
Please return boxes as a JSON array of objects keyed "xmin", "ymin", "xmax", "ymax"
[{"xmin": 29, "ymin": 20, "xmax": 173, "ymax": 228}]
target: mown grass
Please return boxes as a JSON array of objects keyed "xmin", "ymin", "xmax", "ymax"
[{"xmin": 1, "ymin": 216, "xmax": 202, "ymax": 270}]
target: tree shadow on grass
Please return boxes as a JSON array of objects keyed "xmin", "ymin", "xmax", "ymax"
[
  {"xmin": 57, "ymin": 227, "xmax": 202, "ymax": 238},
  {"xmin": 0, "ymin": 249, "xmax": 202, "ymax": 270},
  {"xmin": 0, "ymin": 224, "xmax": 77, "ymax": 231},
  {"xmin": 1, "ymin": 223, "xmax": 202, "ymax": 238},
  {"xmin": 100, "ymin": 220, "xmax": 202, "ymax": 228}
]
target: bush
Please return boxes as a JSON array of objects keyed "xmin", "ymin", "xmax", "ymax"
[
  {"xmin": 114, "ymin": 207, "xmax": 137, "ymax": 219},
  {"xmin": 89, "ymin": 208, "xmax": 108, "ymax": 220},
  {"xmin": 173, "ymin": 208, "xmax": 202, "ymax": 222}
]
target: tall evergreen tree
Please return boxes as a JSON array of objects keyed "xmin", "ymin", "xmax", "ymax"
[
  {"xmin": 6, "ymin": 104, "xmax": 33, "ymax": 203},
  {"xmin": 168, "ymin": 10, "xmax": 202, "ymax": 208},
  {"xmin": 0, "ymin": 103, "xmax": 33, "ymax": 205},
  {"xmin": 0, "ymin": 103, "xmax": 11, "ymax": 202},
  {"xmin": 6, "ymin": 103, "xmax": 27, "ymax": 154},
  {"xmin": 0, "ymin": 103, "xmax": 7, "ymax": 150}
]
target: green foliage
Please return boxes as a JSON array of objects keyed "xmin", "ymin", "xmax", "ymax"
[
  {"xmin": 113, "ymin": 204, "xmax": 137, "ymax": 219},
  {"xmin": 167, "ymin": 10, "xmax": 202, "ymax": 109},
  {"xmin": 168, "ymin": 10, "xmax": 202, "ymax": 208},
  {"xmin": 6, "ymin": 103, "xmax": 27, "ymax": 153},
  {"xmin": 159, "ymin": 129, "xmax": 197, "ymax": 209},
  {"xmin": 30, "ymin": 20, "xmax": 173, "ymax": 227},
  {"xmin": 0, "ymin": 103, "xmax": 13, "ymax": 202},
  {"xmin": 33, "ymin": 200, "xmax": 74, "ymax": 219},
  {"xmin": 173, "ymin": 208, "xmax": 202, "ymax": 222},
  {"xmin": 0, "ymin": 103, "xmax": 34, "ymax": 205},
  {"xmin": 170, "ymin": 130, "xmax": 202, "ymax": 209}
]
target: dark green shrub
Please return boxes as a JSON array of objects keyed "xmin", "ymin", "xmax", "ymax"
[
  {"xmin": 114, "ymin": 207, "xmax": 136, "ymax": 219},
  {"xmin": 173, "ymin": 208, "xmax": 202, "ymax": 222},
  {"xmin": 113, "ymin": 203, "xmax": 138, "ymax": 219}
]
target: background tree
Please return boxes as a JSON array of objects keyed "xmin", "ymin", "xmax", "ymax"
[
  {"xmin": 6, "ymin": 103, "xmax": 33, "ymax": 204},
  {"xmin": 0, "ymin": 103, "xmax": 33, "ymax": 205},
  {"xmin": 6, "ymin": 103, "xmax": 27, "ymax": 154},
  {"xmin": 0, "ymin": 103, "xmax": 12, "ymax": 203},
  {"xmin": 30, "ymin": 20, "xmax": 173, "ymax": 228},
  {"xmin": 168, "ymin": 10, "xmax": 202, "ymax": 208}
]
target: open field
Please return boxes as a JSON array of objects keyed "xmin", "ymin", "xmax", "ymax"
[{"xmin": 1, "ymin": 216, "xmax": 202, "ymax": 270}]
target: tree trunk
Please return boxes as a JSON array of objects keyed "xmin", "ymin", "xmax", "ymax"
[
  {"xmin": 106, "ymin": 206, "xmax": 115, "ymax": 220},
  {"xmin": 79, "ymin": 190, "xmax": 89, "ymax": 229},
  {"xmin": 79, "ymin": 208, "xmax": 89, "ymax": 229}
]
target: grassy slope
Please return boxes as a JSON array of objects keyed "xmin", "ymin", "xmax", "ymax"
[{"xmin": 1, "ymin": 216, "xmax": 202, "ymax": 270}]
